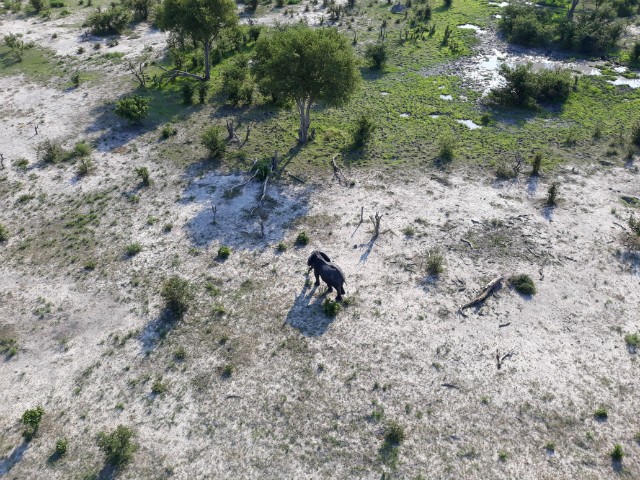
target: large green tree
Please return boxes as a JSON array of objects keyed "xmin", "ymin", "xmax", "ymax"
[
  {"xmin": 253, "ymin": 26, "xmax": 360, "ymax": 143},
  {"xmin": 155, "ymin": 0, "xmax": 238, "ymax": 80}
]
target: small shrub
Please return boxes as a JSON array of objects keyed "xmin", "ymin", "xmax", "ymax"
[
  {"xmin": 181, "ymin": 81, "xmax": 196, "ymax": 105},
  {"xmin": 480, "ymin": 112, "xmax": 492, "ymax": 126},
  {"xmin": 217, "ymin": 245, "xmax": 231, "ymax": 259},
  {"xmin": 384, "ymin": 421, "xmax": 405, "ymax": 445},
  {"xmin": 55, "ymin": 439, "xmax": 68, "ymax": 456},
  {"xmin": 135, "ymin": 166, "xmax": 150, "ymax": 186},
  {"xmin": 29, "ymin": 0, "xmax": 46, "ymax": 12},
  {"xmin": 151, "ymin": 380, "xmax": 167, "ymax": 394},
  {"xmin": 125, "ymin": 242, "xmax": 142, "ymax": 256},
  {"xmin": 201, "ymin": 127, "xmax": 226, "ymax": 159},
  {"xmin": 509, "ymin": 274, "xmax": 536, "ymax": 295},
  {"xmin": 498, "ymin": 450, "xmax": 509, "ymax": 462},
  {"xmin": 437, "ymin": 135, "xmax": 455, "ymax": 163},
  {"xmin": 174, "ymin": 346, "xmax": 186, "ymax": 360},
  {"xmin": 221, "ymin": 55, "xmax": 254, "ymax": 105},
  {"xmin": 87, "ymin": 6, "xmax": 132, "ymax": 35},
  {"xmin": 198, "ymin": 82, "xmax": 209, "ymax": 104},
  {"xmin": 115, "ymin": 95, "xmax": 149, "ymax": 124},
  {"xmin": 611, "ymin": 444, "xmax": 624, "ymax": 461},
  {"xmin": 425, "ymin": 248, "xmax": 444, "ymax": 276},
  {"xmin": 160, "ymin": 124, "xmax": 177, "ymax": 139},
  {"xmin": 36, "ymin": 138, "xmax": 68, "ymax": 164},
  {"xmin": 295, "ymin": 231, "xmax": 310, "ymax": 246},
  {"xmin": 364, "ymin": 42, "xmax": 387, "ymax": 69},
  {"xmin": 276, "ymin": 242, "xmax": 287, "ymax": 252},
  {"xmin": 15, "ymin": 158, "xmax": 29, "ymax": 171},
  {"xmin": 629, "ymin": 215, "xmax": 640, "ymax": 236},
  {"xmin": 491, "ymin": 64, "xmax": 572, "ymax": 108},
  {"xmin": 97, "ymin": 425, "xmax": 137, "ymax": 467},
  {"xmin": 73, "ymin": 141, "xmax": 92, "ymax": 157},
  {"xmin": 353, "ymin": 115, "xmax": 376, "ymax": 148},
  {"xmin": 631, "ymin": 122, "xmax": 640, "ymax": 148},
  {"xmin": 221, "ymin": 364, "xmax": 234, "ymax": 378},
  {"xmin": 546, "ymin": 182, "xmax": 559, "ymax": 206},
  {"xmin": 161, "ymin": 276, "xmax": 193, "ymax": 317},
  {"xmin": 0, "ymin": 224, "xmax": 8, "ymax": 242},
  {"xmin": 323, "ymin": 298, "xmax": 341, "ymax": 317},
  {"xmin": 21, "ymin": 406, "xmax": 44, "ymax": 440},
  {"xmin": 531, "ymin": 153, "xmax": 543, "ymax": 176},
  {"xmin": 495, "ymin": 162, "xmax": 516, "ymax": 180},
  {"xmin": 624, "ymin": 332, "xmax": 639, "ymax": 348},
  {"xmin": 594, "ymin": 407, "xmax": 608, "ymax": 420},
  {"xmin": 76, "ymin": 157, "xmax": 94, "ymax": 177}
]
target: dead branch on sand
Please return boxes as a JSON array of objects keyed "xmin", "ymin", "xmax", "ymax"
[{"xmin": 459, "ymin": 276, "xmax": 504, "ymax": 311}]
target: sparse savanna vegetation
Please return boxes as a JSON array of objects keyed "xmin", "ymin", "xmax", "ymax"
[{"xmin": 1, "ymin": 0, "xmax": 640, "ymax": 477}]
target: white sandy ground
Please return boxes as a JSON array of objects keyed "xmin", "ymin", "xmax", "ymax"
[{"xmin": 0, "ymin": 8, "xmax": 640, "ymax": 480}]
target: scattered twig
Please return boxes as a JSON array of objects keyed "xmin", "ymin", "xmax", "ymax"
[
  {"xmin": 0, "ymin": 153, "xmax": 4, "ymax": 170},
  {"xmin": 360, "ymin": 206, "xmax": 364, "ymax": 224},
  {"xmin": 370, "ymin": 211, "xmax": 383, "ymax": 237},
  {"xmin": 441, "ymin": 383, "xmax": 460, "ymax": 389},
  {"xmin": 126, "ymin": 60, "xmax": 148, "ymax": 87},
  {"xmin": 526, "ymin": 247, "xmax": 541, "ymax": 258},
  {"xmin": 496, "ymin": 348, "xmax": 515, "ymax": 370},
  {"xmin": 227, "ymin": 160, "xmax": 258, "ymax": 192},
  {"xmin": 211, "ymin": 204, "xmax": 217, "ymax": 224},
  {"xmin": 459, "ymin": 276, "xmax": 504, "ymax": 311},
  {"xmin": 460, "ymin": 238, "xmax": 473, "ymax": 249},
  {"xmin": 225, "ymin": 119, "xmax": 240, "ymax": 143},
  {"xmin": 331, "ymin": 154, "xmax": 350, "ymax": 186},
  {"xmin": 157, "ymin": 64, "xmax": 204, "ymax": 81},
  {"xmin": 498, "ymin": 322, "xmax": 511, "ymax": 328}
]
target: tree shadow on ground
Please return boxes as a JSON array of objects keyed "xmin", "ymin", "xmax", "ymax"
[
  {"xmin": 527, "ymin": 175, "xmax": 539, "ymax": 196},
  {"xmin": 285, "ymin": 282, "xmax": 337, "ymax": 337},
  {"xmin": 0, "ymin": 440, "xmax": 29, "ymax": 475},
  {"xmin": 138, "ymin": 308, "xmax": 181, "ymax": 352}
]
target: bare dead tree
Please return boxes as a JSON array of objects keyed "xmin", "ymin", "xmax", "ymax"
[
  {"xmin": 225, "ymin": 119, "xmax": 240, "ymax": 143},
  {"xmin": 513, "ymin": 152, "xmax": 523, "ymax": 178},
  {"xmin": 240, "ymin": 122, "xmax": 253, "ymax": 148},
  {"xmin": 370, "ymin": 211, "xmax": 383, "ymax": 236},
  {"xmin": 496, "ymin": 349, "xmax": 515, "ymax": 369},
  {"xmin": 0, "ymin": 153, "xmax": 4, "ymax": 170},
  {"xmin": 211, "ymin": 204, "xmax": 217, "ymax": 224},
  {"xmin": 126, "ymin": 60, "xmax": 149, "ymax": 87},
  {"xmin": 157, "ymin": 64, "xmax": 206, "ymax": 82},
  {"xmin": 360, "ymin": 206, "xmax": 364, "ymax": 224},
  {"xmin": 331, "ymin": 154, "xmax": 350, "ymax": 186}
]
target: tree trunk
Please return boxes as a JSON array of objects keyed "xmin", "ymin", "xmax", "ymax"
[
  {"xmin": 297, "ymin": 98, "xmax": 312, "ymax": 143},
  {"xmin": 567, "ymin": 0, "xmax": 579, "ymax": 18},
  {"xmin": 204, "ymin": 39, "xmax": 211, "ymax": 81}
]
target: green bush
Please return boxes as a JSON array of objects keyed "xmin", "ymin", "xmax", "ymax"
[
  {"xmin": 55, "ymin": 439, "xmax": 68, "ymax": 456},
  {"xmin": 181, "ymin": 81, "xmax": 195, "ymax": 105},
  {"xmin": 29, "ymin": 0, "xmax": 46, "ymax": 12},
  {"xmin": 136, "ymin": 166, "xmax": 150, "ymax": 186},
  {"xmin": 437, "ymin": 135, "xmax": 455, "ymax": 163},
  {"xmin": 353, "ymin": 115, "xmax": 376, "ymax": 148},
  {"xmin": 364, "ymin": 42, "xmax": 387, "ymax": 69},
  {"xmin": 3, "ymin": 33, "xmax": 33, "ymax": 61},
  {"xmin": 625, "ymin": 332, "xmax": 640, "ymax": 348},
  {"xmin": 50, "ymin": 0, "xmax": 64, "ymax": 7},
  {"xmin": 217, "ymin": 245, "xmax": 231, "ymax": 259},
  {"xmin": 295, "ymin": 231, "xmax": 310, "ymax": 246},
  {"xmin": 73, "ymin": 141, "xmax": 92, "ymax": 157},
  {"xmin": 425, "ymin": 247, "xmax": 445, "ymax": 275},
  {"xmin": 21, "ymin": 406, "xmax": 44, "ymax": 440},
  {"xmin": 631, "ymin": 41, "xmax": 640, "ymax": 64},
  {"xmin": 122, "ymin": 0, "xmax": 153, "ymax": 20},
  {"xmin": 201, "ymin": 127, "xmax": 226, "ymax": 159},
  {"xmin": 499, "ymin": 4, "xmax": 552, "ymax": 47},
  {"xmin": 87, "ymin": 6, "xmax": 132, "ymax": 35},
  {"xmin": 36, "ymin": 138, "xmax": 68, "ymax": 164},
  {"xmin": 509, "ymin": 274, "xmax": 536, "ymax": 295},
  {"xmin": 0, "ymin": 224, "xmax": 8, "ymax": 242},
  {"xmin": 383, "ymin": 421, "xmax": 405, "ymax": 445},
  {"xmin": 631, "ymin": 122, "xmax": 640, "ymax": 147},
  {"xmin": 97, "ymin": 425, "xmax": 137, "ymax": 467},
  {"xmin": 115, "ymin": 95, "xmax": 149, "ymax": 124},
  {"xmin": 594, "ymin": 406, "xmax": 608, "ymax": 419},
  {"xmin": 491, "ymin": 64, "xmax": 572, "ymax": 108},
  {"xmin": 557, "ymin": 9, "xmax": 624, "ymax": 54},
  {"xmin": 611, "ymin": 444, "xmax": 624, "ymax": 461},
  {"xmin": 76, "ymin": 157, "xmax": 94, "ymax": 177},
  {"xmin": 323, "ymin": 298, "xmax": 341, "ymax": 317},
  {"xmin": 161, "ymin": 276, "xmax": 193, "ymax": 317},
  {"xmin": 161, "ymin": 124, "xmax": 177, "ymax": 139},
  {"xmin": 221, "ymin": 55, "xmax": 254, "ymax": 106}
]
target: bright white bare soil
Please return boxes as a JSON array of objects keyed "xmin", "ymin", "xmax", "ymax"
[{"xmin": 1, "ymin": 9, "xmax": 640, "ymax": 480}]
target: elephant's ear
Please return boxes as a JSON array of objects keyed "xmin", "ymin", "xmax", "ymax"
[{"xmin": 318, "ymin": 251, "xmax": 332, "ymax": 263}]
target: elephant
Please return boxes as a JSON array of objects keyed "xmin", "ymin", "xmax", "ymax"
[{"xmin": 307, "ymin": 250, "xmax": 346, "ymax": 301}]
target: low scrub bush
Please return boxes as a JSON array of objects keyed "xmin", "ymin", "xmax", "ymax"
[
  {"xmin": 3, "ymin": 33, "xmax": 34, "ymax": 61},
  {"xmin": 22, "ymin": 406, "xmax": 44, "ymax": 440},
  {"xmin": 364, "ymin": 42, "xmax": 387, "ymax": 69},
  {"xmin": 611, "ymin": 444, "xmax": 624, "ymax": 461},
  {"xmin": 115, "ymin": 95, "xmax": 149, "ymax": 124},
  {"xmin": 546, "ymin": 182, "xmax": 559, "ymax": 206},
  {"xmin": 161, "ymin": 276, "xmax": 193, "ymax": 317},
  {"xmin": 323, "ymin": 298, "xmax": 341, "ymax": 316},
  {"xmin": 87, "ymin": 6, "xmax": 132, "ymax": 35},
  {"xmin": 424, "ymin": 248, "xmax": 445, "ymax": 276},
  {"xmin": 136, "ymin": 166, "xmax": 150, "ymax": 186},
  {"xmin": 0, "ymin": 224, "xmax": 8, "ymax": 242},
  {"xmin": 353, "ymin": 115, "xmax": 376, "ymax": 148},
  {"xmin": 36, "ymin": 138, "xmax": 68, "ymax": 164},
  {"xmin": 437, "ymin": 135, "xmax": 455, "ymax": 163},
  {"xmin": 181, "ymin": 81, "xmax": 195, "ymax": 105},
  {"xmin": 161, "ymin": 124, "xmax": 177, "ymax": 139},
  {"xmin": 295, "ymin": 231, "xmax": 310, "ymax": 246},
  {"xmin": 624, "ymin": 332, "xmax": 640, "ymax": 348},
  {"xmin": 509, "ymin": 274, "xmax": 536, "ymax": 295},
  {"xmin": 594, "ymin": 406, "xmax": 608, "ymax": 419},
  {"xmin": 55, "ymin": 439, "xmax": 68, "ymax": 456},
  {"xmin": 125, "ymin": 242, "xmax": 142, "ymax": 256},
  {"xmin": 76, "ymin": 157, "xmax": 94, "ymax": 177},
  {"xmin": 73, "ymin": 141, "xmax": 92, "ymax": 157},
  {"xmin": 217, "ymin": 245, "xmax": 231, "ymax": 259},
  {"xmin": 557, "ymin": 10, "xmax": 624, "ymax": 54},
  {"xmin": 201, "ymin": 127, "xmax": 226, "ymax": 159},
  {"xmin": 491, "ymin": 64, "xmax": 572, "ymax": 108},
  {"xmin": 97, "ymin": 425, "xmax": 137, "ymax": 467}
]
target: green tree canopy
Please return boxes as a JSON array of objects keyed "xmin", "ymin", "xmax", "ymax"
[
  {"xmin": 253, "ymin": 26, "xmax": 360, "ymax": 143},
  {"xmin": 155, "ymin": 0, "xmax": 238, "ymax": 80}
]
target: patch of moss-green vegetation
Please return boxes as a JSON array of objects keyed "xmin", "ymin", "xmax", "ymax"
[{"xmin": 0, "ymin": 44, "xmax": 65, "ymax": 80}]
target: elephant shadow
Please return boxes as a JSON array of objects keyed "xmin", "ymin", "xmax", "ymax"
[
  {"xmin": 284, "ymin": 282, "xmax": 337, "ymax": 337},
  {"xmin": 0, "ymin": 440, "xmax": 29, "ymax": 475}
]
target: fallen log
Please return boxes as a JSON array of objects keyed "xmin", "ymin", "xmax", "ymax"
[{"xmin": 460, "ymin": 276, "xmax": 504, "ymax": 311}]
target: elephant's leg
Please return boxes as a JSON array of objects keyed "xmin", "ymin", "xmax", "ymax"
[
  {"xmin": 326, "ymin": 283, "xmax": 334, "ymax": 292},
  {"xmin": 314, "ymin": 272, "xmax": 320, "ymax": 286},
  {"xmin": 336, "ymin": 292, "xmax": 343, "ymax": 301}
]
